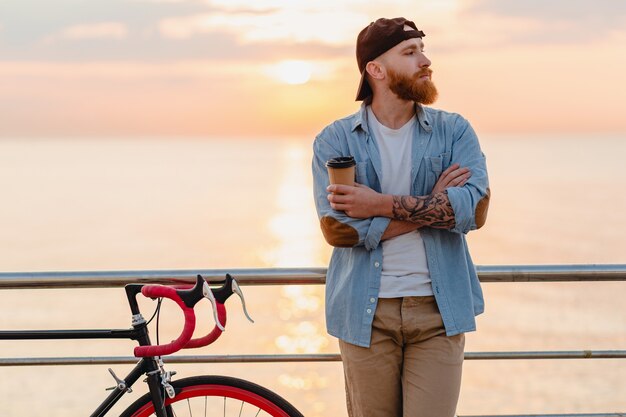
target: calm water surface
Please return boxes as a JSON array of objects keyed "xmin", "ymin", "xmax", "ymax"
[{"xmin": 1, "ymin": 135, "xmax": 625, "ymax": 416}]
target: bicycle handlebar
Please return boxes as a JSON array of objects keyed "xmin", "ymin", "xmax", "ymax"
[
  {"xmin": 133, "ymin": 275, "xmax": 232, "ymax": 358},
  {"xmin": 134, "ymin": 285, "xmax": 197, "ymax": 357},
  {"xmin": 184, "ymin": 302, "xmax": 226, "ymax": 349}
]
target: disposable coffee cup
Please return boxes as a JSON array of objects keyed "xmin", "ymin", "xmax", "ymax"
[{"xmin": 326, "ymin": 156, "xmax": 356, "ymax": 187}]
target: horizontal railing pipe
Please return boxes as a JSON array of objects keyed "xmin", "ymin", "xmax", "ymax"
[
  {"xmin": 0, "ymin": 268, "xmax": 327, "ymax": 289},
  {"xmin": 2, "ymin": 350, "xmax": 626, "ymax": 367},
  {"xmin": 460, "ymin": 413, "xmax": 625, "ymax": 417},
  {"xmin": 1, "ymin": 264, "xmax": 625, "ymax": 290}
]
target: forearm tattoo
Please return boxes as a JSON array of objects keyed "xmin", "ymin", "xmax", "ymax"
[{"xmin": 391, "ymin": 191, "xmax": 456, "ymax": 229}]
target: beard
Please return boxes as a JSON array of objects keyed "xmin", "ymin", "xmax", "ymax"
[{"xmin": 387, "ymin": 67, "xmax": 438, "ymax": 105}]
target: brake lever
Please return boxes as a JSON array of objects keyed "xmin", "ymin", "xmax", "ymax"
[
  {"xmin": 231, "ymin": 278, "xmax": 254, "ymax": 323},
  {"xmin": 202, "ymin": 280, "xmax": 226, "ymax": 331}
]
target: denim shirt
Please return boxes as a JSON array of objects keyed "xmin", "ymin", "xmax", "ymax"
[{"xmin": 312, "ymin": 103, "xmax": 490, "ymax": 348}]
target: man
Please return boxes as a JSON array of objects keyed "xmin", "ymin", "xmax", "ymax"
[{"xmin": 311, "ymin": 17, "xmax": 491, "ymax": 417}]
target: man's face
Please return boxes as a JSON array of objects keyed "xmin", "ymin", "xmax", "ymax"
[{"xmin": 380, "ymin": 32, "xmax": 438, "ymax": 104}]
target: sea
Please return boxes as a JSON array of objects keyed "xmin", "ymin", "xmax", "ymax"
[{"xmin": 0, "ymin": 134, "xmax": 625, "ymax": 416}]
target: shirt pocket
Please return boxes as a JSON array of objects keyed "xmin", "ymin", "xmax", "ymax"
[
  {"xmin": 425, "ymin": 155, "xmax": 444, "ymax": 176},
  {"xmin": 421, "ymin": 152, "xmax": 451, "ymax": 194},
  {"xmin": 425, "ymin": 152, "xmax": 452, "ymax": 175}
]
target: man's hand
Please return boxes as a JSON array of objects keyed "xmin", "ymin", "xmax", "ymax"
[
  {"xmin": 326, "ymin": 183, "xmax": 391, "ymax": 219},
  {"xmin": 432, "ymin": 163, "xmax": 471, "ymax": 194}
]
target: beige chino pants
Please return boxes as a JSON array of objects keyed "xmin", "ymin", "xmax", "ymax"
[{"xmin": 339, "ymin": 296, "xmax": 465, "ymax": 417}]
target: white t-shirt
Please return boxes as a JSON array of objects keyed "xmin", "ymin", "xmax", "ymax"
[{"xmin": 367, "ymin": 106, "xmax": 433, "ymax": 298}]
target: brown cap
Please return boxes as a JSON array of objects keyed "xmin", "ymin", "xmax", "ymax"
[{"xmin": 355, "ymin": 17, "xmax": 425, "ymax": 101}]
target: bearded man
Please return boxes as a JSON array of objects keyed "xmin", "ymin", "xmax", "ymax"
[{"xmin": 312, "ymin": 17, "xmax": 491, "ymax": 417}]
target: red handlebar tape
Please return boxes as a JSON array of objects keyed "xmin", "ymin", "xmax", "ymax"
[
  {"xmin": 184, "ymin": 302, "xmax": 227, "ymax": 349},
  {"xmin": 134, "ymin": 285, "xmax": 196, "ymax": 357}
]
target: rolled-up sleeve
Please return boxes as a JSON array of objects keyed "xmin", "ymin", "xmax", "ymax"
[
  {"xmin": 446, "ymin": 116, "xmax": 491, "ymax": 234},
  {"xmin": 312, "ymin": 129, "xmax": 390, "ymax": 250}
]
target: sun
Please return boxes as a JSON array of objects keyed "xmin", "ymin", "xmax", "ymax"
[{"xmin": 272, "ymin": 60, "xmax": 313, "ymax": 85}]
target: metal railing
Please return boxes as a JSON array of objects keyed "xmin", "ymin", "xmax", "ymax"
[{"xmin": 1, "ymin": 264, "xmax": 625, "ymax": 417}]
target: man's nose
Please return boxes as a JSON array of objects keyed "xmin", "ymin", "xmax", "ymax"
[{"xmin": 419, "ymin": 55, "xmax": 432, "ymax": 68}]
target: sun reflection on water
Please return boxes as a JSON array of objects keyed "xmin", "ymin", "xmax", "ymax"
[
  {"xmin": 263, "ymin": 142, "xmax": 331, "ymax": 416},
  {"xmin": 278, "ymin": 285, "xmax": 321, "ymax": 319},
  {"xmin": 262, "ymin": 144, "xmax": 320, "ymax": 268},
  {"xmin": 275, "ymin": 320, "xmax": 328, "ymax": 353},
  {"xmin": 278, "ymin": 372, "xmax": 329, "ymax": 390}
]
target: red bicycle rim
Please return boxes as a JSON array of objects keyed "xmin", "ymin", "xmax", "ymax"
[{"xmin": 130, "ymin": 384, "xmax": 291, "ymax": 417}]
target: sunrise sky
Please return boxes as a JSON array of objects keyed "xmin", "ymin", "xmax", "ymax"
[{"xmin": 1, "ymin": 0, "xmax": 625, "ymax": 138}]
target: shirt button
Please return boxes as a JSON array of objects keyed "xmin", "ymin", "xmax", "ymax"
[
  {"xmin": 366, "ymin": 309, "xmax": 372, "ymax": 314},
  {"xmin": 370, "ymin": 298, "xmax": 375, "ymax": 303},
  {"xmin": 374, "ymin": 262, "xmax": 380, "ymax": 268}
]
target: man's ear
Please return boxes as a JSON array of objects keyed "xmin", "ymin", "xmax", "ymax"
[{"xmin": 365, "ymin": 61, "xmax": 385, "ymax": 81}]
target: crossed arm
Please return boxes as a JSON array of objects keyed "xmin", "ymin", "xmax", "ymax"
[{"xmin": 327, "ymin": 163, "xmax": 470, "ymax": 240}]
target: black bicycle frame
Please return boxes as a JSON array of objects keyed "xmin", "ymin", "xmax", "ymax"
[{"xmin": 0, "ymin": 284, "xmax": 173, "ymax": 417}]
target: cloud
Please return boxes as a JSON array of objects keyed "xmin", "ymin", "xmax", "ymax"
[
  {"xmin": 1, "ymin": 28, "xmax": 349, "ymax": 62},
  {"xmin": 466, "ymin": 0, "xmax": 626, "ymax": 23},
  {"xmin": 0, "ymin": 0, "xmax": 363, "ymax": 62},
  {"xmin": 43, "ymin": 22, "xmax": 128, "ymax": 43},
  {"xmin": 158, "ymin": 0, "xmax": 459, "ymax": 46},
  {"xmin": 203, "ymin": 0, "xmax": 369, "ymax": 13},
  {"xmin": 0, "ymin": 0, "xmax": 210, "ymax": 45},
  {"xmin": 158, "ymin": 9, "xmax": 368, "ymax": 46},
  {"xmin": 129, "ymin": 0, "xmax": 199, "ymax": 3},
  {"xmin": 0, "ymin": 0, "xmax": 465, "ymax": 62},
  {"xmin": 461, "ymin": 0, "xmax": 626, "ymax": 44}
]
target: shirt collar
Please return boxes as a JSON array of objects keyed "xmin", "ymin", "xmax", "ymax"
[
  {"xmin": 351, "ymin": 102, "xmax": 432, "ymax": 134},
  {"xmin": 416, "ymin": 103, "xmax": 433, "ymax": 132}
]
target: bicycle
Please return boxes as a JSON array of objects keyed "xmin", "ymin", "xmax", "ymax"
[{"xmin": 0, "ymin": 274, "xmax": 304, "ymax": 417}]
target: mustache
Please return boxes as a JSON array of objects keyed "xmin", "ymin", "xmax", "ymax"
[{"xmin": 415, "ymin": 68, "xmax": 433, "ymax": 78}]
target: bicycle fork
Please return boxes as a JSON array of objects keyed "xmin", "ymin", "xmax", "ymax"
[
  {"xmin": 132, "ymin": 310, "xmax": 177, "ymax": 417},
  {"xmin": 145, "ymin": 357, "xmax": 179, "ymax": 416},
  {"xmin": 145, "ymin": 361, "xmax": 175, "ymax": 417}
]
